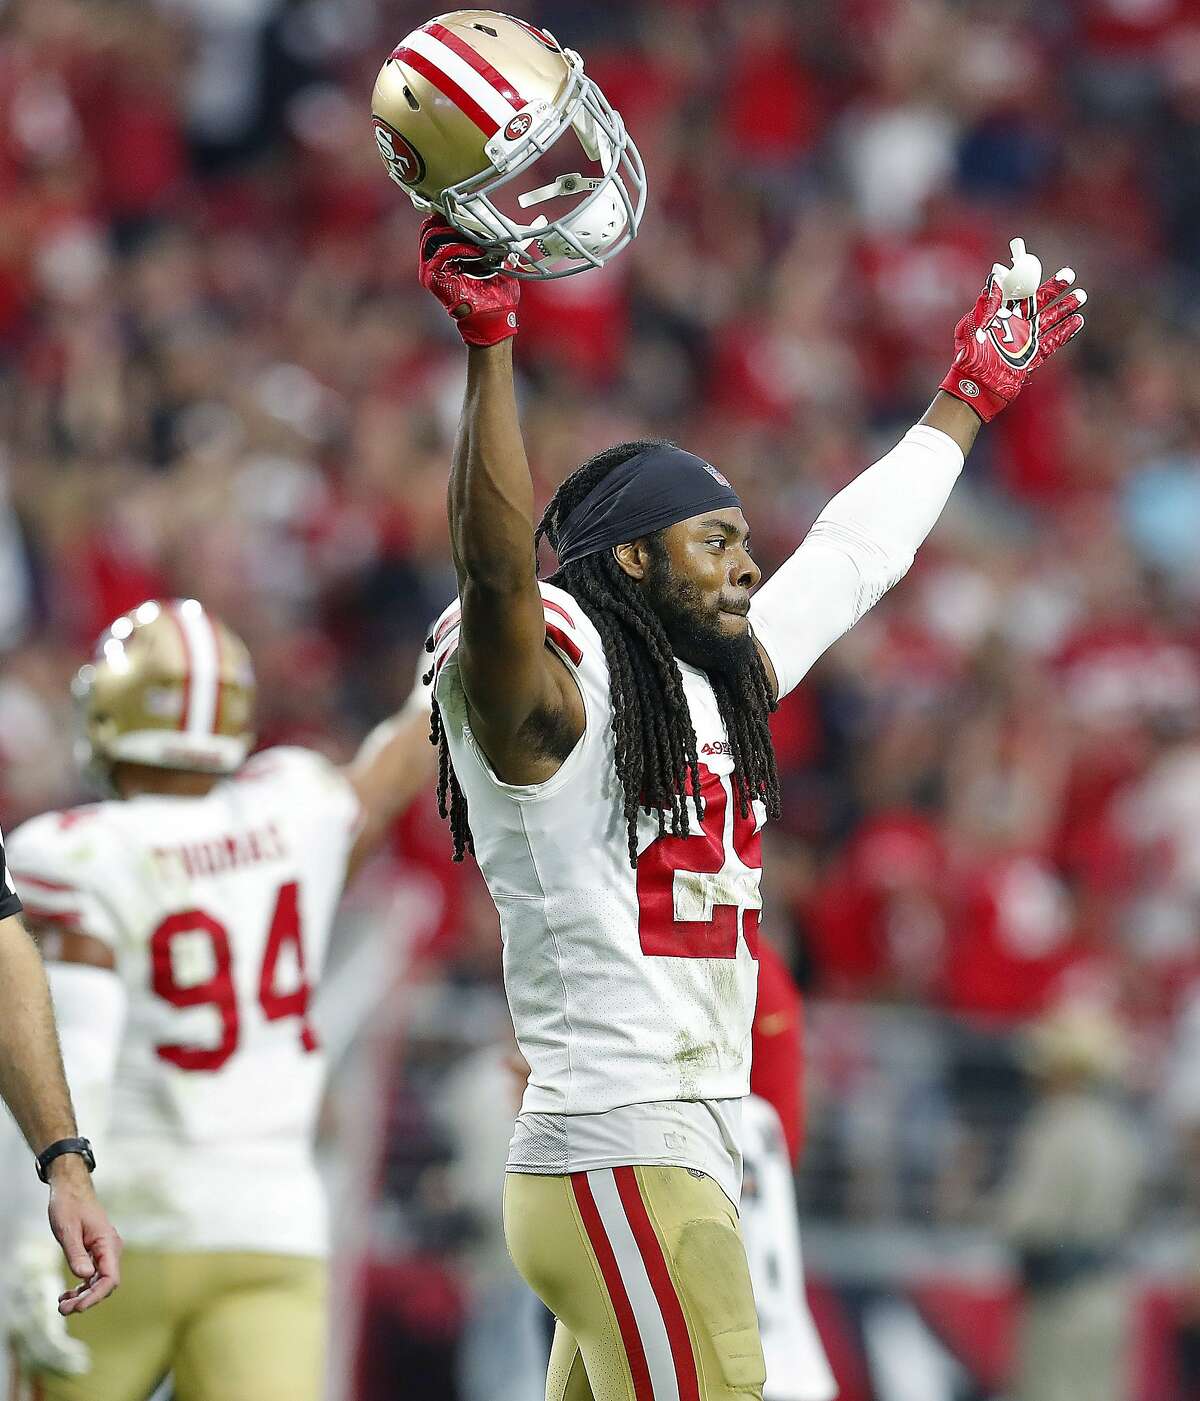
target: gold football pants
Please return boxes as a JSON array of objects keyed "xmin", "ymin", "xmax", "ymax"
[
  {"xmin": 23, "ymin": 1249, "xmax": 325, "ymax": 1401},
  {"xmin": 505, "ymin": 1166, "xmax": 766, "ymax": 1401}
]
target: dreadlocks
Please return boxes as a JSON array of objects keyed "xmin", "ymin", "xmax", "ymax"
[{"xmin": 428, "ymin": 440, "xmax": 782, "ymax": 865}]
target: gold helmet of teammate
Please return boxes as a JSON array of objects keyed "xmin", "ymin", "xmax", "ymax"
[
  {"xmin": 371, "ymin": 10, "xmax": 646, "ymax": 279},
  {"xmin": 74, "ymin": 599, "xmax": 256, "ymax": 785}
]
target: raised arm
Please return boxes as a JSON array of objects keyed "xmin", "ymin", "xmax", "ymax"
[
  {"xmin": 419, "ymin": 217, "xmax": 583, "ymax": 782},
  {"xmin": 751, "ymin": 251, "xmax": 1087, "ymax": 701},
  {"xmin": 343, "ymin": 658, "xmax": 439, "ymax": 877}
]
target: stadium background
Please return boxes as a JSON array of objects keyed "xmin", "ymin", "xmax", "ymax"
[{"xmin": 1, "ymin": 0, "xmax": 1200, "ymax": 1396}]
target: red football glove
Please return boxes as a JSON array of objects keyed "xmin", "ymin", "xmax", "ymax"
[
  {"xmin": 940, "ymin": 265, "xmax": 1087, "ymax": 422},
  {"xmin": 418, "ymin": 214, "xmax": 520, "ymax": 348}
]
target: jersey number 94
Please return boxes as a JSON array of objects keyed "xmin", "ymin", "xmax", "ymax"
[{"xmin": 151, "ymin": 880, "xmax": 318, "ymax": 1072}]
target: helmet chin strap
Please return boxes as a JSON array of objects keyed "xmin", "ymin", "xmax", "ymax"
[
  {"xmin": 517, "ymin": 174, "xmax": 603, "ymax": 209},
  {"xmin": 515, "ymin": 94, "xmax": 614, "ymax": 211}
]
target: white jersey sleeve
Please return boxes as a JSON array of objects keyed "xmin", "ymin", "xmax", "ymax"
[
  {"xmin": 6, "ymin": 809, "xmax": 124, "ymax": 949},
  {"xmin": 750, "ymin": 425, "xmax": 963, "ymax": 700}
]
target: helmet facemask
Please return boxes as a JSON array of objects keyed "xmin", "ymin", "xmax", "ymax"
[{"xmin": 443, "ymin": 51, "xmax": 645, "ymax": 278}]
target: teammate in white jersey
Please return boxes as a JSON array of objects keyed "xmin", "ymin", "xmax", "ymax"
[
  {"xmin": 418, "ymin": 214, "xmax": 1086, "ymax": 1401},
  {"xmin": 4, "ymin": 598, "xmax": 435, "ymax": 1401}
]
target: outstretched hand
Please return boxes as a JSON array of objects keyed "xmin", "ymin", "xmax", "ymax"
[
  {"xmin": 939, "ymin": 254, "xmax": 1087, "ymax": 423},
  {"xmin": 418, "ymin": 215, "xmax": 520, "ymax": 348}
]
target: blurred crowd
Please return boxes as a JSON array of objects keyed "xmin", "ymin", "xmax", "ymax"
[{"xmin": 4, "ymin": 0, "xmax": 1200, "ymax": 1228}]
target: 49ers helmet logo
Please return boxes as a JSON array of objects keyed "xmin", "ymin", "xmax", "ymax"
[
  {"xmin": 504, "ymin": 112, "xmax": 533, "ymax": 141},
  {"xmin": 373, "ymin": 118, "xmax": 426, "ymax": 187}
]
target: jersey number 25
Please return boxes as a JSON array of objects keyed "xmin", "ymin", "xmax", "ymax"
[{"xmin": 637, "ymin": 767, "xmax": 763, "ymax": 958}]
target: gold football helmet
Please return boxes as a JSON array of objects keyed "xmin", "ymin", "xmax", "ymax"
[
  {"xmin": 74, "ymin": 599, "xmax": 255, "ymax": 784},
  {"xmin": 371, "ymin": 10, "xmax": 646, "ymax": 278}
]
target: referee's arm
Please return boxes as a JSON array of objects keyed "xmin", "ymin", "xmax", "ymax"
[
  {"xmin": 0, "ymin": 836, "xmax": 121, "ymax": 1311},
  {"xmin": 0, "ymin": 909, "xmax": 81, "ymax": 1158},
  {"xmin": 0, "ymin": 836, "xmax": 81, "ymax": 1157}
]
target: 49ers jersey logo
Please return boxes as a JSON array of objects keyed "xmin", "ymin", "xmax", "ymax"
[{"xmin": 373, "ymin": 118, "xmax": 426, "ymax": 187}]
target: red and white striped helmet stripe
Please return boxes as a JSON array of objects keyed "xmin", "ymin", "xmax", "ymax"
[
  {"xmin": 393, "ymin": 21, "xmax": 527, "ymax": 137},
  {"xmin": 170, "ymin": 600, "xmax": 222, "ymax": 738}
]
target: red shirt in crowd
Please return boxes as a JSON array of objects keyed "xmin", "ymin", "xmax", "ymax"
[{"xmin": 751, "ymin": 940, "xmax": 805, "ymax": 1164}]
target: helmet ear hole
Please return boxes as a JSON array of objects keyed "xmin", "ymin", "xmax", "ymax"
[{"xmin": 402, "ymin": 85, "xmax": 420, "ymax": 112}]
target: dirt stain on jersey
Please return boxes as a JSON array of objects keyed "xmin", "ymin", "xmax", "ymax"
[
  {"xmin": 701, "ymin": 958, "xmax": 744, "ymax": 1064},
  {"xmin": 673, "ymin": 1031, "xmax": 716, "ymax": 1099}
]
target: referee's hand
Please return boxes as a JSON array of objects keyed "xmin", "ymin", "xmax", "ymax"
[{"xmin": 46, "ymin": 1160, "xmax": 121, "ymax": 1314}]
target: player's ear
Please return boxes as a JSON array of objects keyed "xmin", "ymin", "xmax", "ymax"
[{"xmin": 613, "ymin": 540, "xmax": 652, "ymax": 580}]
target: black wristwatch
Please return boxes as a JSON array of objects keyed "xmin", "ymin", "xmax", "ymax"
[{"xmin": 35, "ymin": 1137, "xmax": 96, "ymax": 1184}]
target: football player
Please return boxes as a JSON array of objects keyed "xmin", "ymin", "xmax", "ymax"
[
  {"xmin": 412, "ymin": 206, "xmax": 1085, "ymax": 1399},
  {"xmin": 4, "ymin": 599, "xmax": 435, "ymax": 1401}
]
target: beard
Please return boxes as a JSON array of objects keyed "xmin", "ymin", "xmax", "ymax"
[{"xmin": 641, "ymin": 544, "xmax": 759, "ymax": 678}]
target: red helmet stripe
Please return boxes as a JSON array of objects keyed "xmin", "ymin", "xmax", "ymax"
[
  {"xmin": 162, "ymin": 604, "xmax": 194, "ymax": 733},
  {"xmin": 205, "ymin": 611, "xmax": 224, "ymax": 734},
  {"xmin": 171, "ymin": 600, "xmax": 220, "ymax": 737},
  {"xmin": 392, "ymin": 43, "xmax": 500, "ymax": 136},
  {"xmin": 422, "ymin": 21, "xmax": 528, "ymax": 110}
]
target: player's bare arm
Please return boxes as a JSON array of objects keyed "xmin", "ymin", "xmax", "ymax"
[
  {"xmin": 420, "ymin": 216, "xmax": 584, "ymax": 783},
  {"xmin": 343, "ymin": 674, "xmax": 439, "ymax": 878},
  {"xmin": 0, "ymin": 915, "xmax": 82, "ymax": 1164},
  {"xmin": 919, "ymin": 390, "xmax": 982, "ymax": 459},
  {"xmin": 0, "ymin": 913, "xmax": 121, "ymax": 1314},
  {"xmin": 452, "ymin": 340, "xmax": 583, "ymax": 782}
]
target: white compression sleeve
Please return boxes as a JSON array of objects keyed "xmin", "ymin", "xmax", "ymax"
[
  {"xmin": 749, "ymin": 425, "xmax": 964, "ymax": 700},
  {"xmin": 44, "ymin": 962, "xmax": 126, "ymax": 1147}
]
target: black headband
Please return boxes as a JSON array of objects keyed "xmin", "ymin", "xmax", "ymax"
[{"xmin": 553, "ymin": 445, "xmax": 742, "ymax": 567}]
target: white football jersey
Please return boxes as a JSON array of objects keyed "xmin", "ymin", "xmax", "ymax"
[
  {"xmin": 432, "ymin": 582, "xmax": 765, "ymax": 1116},
  {"xmin": 6, "ymin": 747, "xmax": 360, "ymax": 1257},
  {"xmin": 741, "ymin": 1094, "xmax": 837, "ymax": 1401}
]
